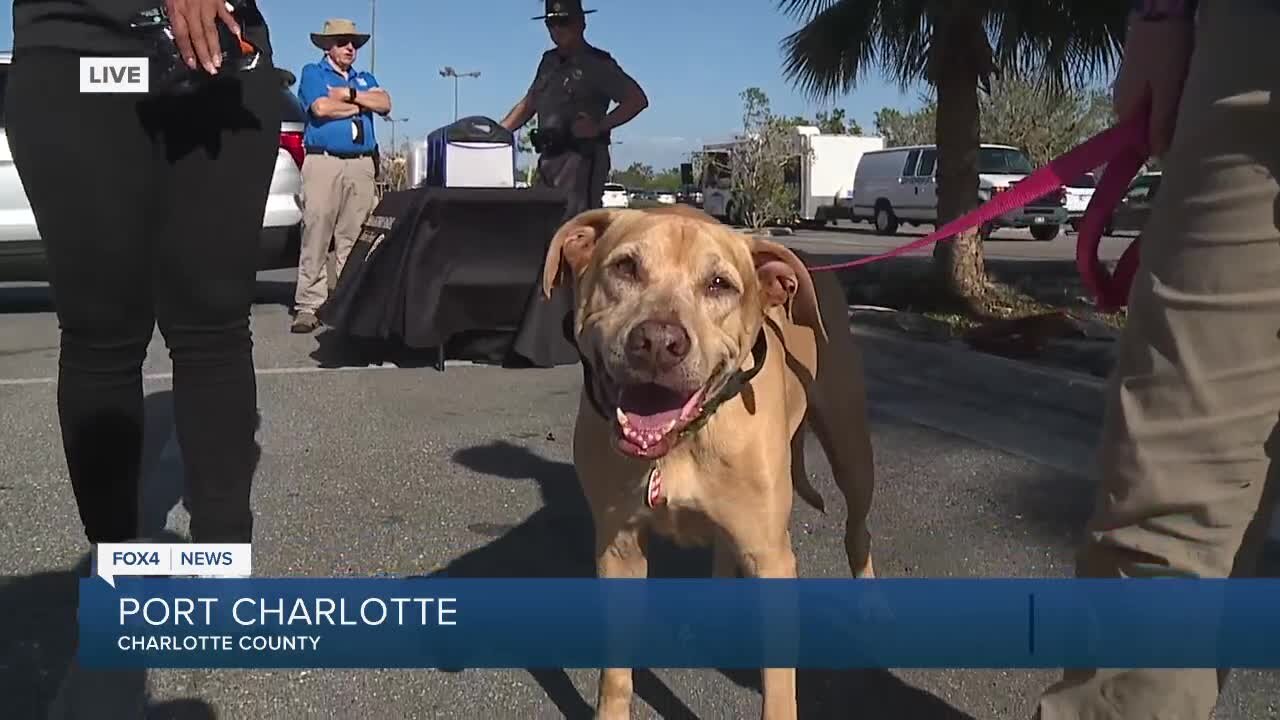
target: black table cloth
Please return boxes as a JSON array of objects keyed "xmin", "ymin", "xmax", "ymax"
[{"xmin": 316, "ymin": 186, "xmax": 580, "ymax": 369}]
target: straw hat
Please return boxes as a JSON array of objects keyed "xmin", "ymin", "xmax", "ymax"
[{"xmin": 310, "ymin": 19, "xmax": 371, "ymax": 50}]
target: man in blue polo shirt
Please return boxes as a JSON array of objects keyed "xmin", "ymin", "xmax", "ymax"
[{"xmin": 292, "ymin": 18, "xmax": 392, "ymax": 333}]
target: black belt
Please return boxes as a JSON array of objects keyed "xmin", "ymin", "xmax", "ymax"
[{"xmin": 306, "ymin": 148, "xmax": 375, "ymax": 159}]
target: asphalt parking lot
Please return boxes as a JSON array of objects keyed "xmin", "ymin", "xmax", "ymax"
[
  {"xmin": 1, "ymin": 243, "xmax": 1276, "ymax": 718},
  {"xmin": 783, "ymin": 219, "xmax": 1133, "ymax": 263}
]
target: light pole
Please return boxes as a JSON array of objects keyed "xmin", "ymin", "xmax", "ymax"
[
  {"xmin": 439, "ymin": 66, "xmax": 481, "ymax": 121},
  {"xmin": 368, "ymin": 0, "xmax": 376, "ymax": 73},
  {"xmin": 380, "ymin": 116, "xmax": 409, "ymax": 151}
]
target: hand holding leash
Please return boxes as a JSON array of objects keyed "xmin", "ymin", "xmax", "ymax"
[{"xmin": 1113, "ymin": 10, "xmax": 1195, "ymax": 156}]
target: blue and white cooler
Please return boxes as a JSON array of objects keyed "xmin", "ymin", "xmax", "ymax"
[{"xmin": 424, "ymin": 116, "xmax": 516, "ymax": 188}]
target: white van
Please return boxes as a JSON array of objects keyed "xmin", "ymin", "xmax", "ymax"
[{"xmin": 850, "ymin": 143, "xmax": 1068, "ymax": 241}]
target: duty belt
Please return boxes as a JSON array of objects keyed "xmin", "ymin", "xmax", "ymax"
[{"xmin": 530, "ymin": 127, "xmax": 606, "ymax": 156}]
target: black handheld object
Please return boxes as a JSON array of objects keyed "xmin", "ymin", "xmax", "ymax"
[
  {"xmin": 530, "ymin": 126, "xmax": 577, "ymax": 155},
  {"xmin": 129, "ymin": 1, "xmax": 263, "ymax": 94}
]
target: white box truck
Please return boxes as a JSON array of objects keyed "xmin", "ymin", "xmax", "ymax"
[
  {"xmin": 698, "ymin": 127, "xmax": 885, "ymax": 227},
  {"xmin": 793, "ymin": 127, "xmax": 885, "ymax": 225}
]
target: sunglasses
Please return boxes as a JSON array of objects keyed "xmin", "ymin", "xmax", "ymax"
[
  {"xmin": 328, "ymin": 36, "xmax": 359, "ymax": 48},
  {"xmin": 544, "ymin": 16, "xmax": 573, "ymax": 28}
]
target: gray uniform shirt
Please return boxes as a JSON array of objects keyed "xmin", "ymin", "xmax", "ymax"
[{"xmin": 528, "ymin": 43, "xmax": 636, "ymax": 140}]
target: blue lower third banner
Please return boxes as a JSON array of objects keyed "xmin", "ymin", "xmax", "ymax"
[{"xmin": 77, "ymin": 578, "xmax": 1280, "ymax": 669}]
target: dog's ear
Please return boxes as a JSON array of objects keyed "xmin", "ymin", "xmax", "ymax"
[
  {"xmin": 752, "ymin": 237, "xmax": 827, "ymax": 342},
  {"xmin": 541, "ymin": 208, "xmax": 624, "ymax": 298}
]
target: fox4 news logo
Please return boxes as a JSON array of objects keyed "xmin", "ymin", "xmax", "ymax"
[{"xmin": 80, "ymin": 58, "xmax": 150, "ymax": 93}]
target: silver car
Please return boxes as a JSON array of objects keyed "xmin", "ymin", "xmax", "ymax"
[{"xmin": 0, "ymin": 51, "xmax": 304, "ymax": 281}]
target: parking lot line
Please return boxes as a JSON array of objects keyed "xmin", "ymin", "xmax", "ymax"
[{"xmin": 0, "ymin": 361, "xmax": 486, "ymax": 387}]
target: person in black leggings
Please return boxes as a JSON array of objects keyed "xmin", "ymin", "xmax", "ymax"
[{"xmin": 7, "ymin": 0, "xmax": 280, "ymax": 545}]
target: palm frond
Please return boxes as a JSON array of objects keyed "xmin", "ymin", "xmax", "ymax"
[
  {"xmin": 987, "ymin": 0, "xmax": 1127, "ymax": 91},
  {"xmin": 776, "ymin": 0, "xmax": 843, "ymax": 22},
  {"xmin": 779, "ymin": 0, "xmax": 932, "ymax": 99},
  {"xmin": 776, "ymin": 0, "xmax": 1125, "ymax": 100},
  {"xmin": 874, "ymin": 0, "xmax": 933, "ymax": 89}
]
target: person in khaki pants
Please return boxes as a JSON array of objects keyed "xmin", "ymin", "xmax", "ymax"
[
  {"xmin": 1035, "ymin": 0, "xmax": 1280, "ymax": 717},
  {"xmin": 292, "ymin": 18, "xmax": 391, "ymax": 333}
]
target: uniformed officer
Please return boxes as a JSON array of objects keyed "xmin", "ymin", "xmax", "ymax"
[{"xmin": 499, "ymin": 0, "xmax": 648, "ymax": 219}]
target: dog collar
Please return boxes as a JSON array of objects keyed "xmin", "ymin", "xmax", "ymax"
[
  {"xmin": 675, "ymin": 331, "xmax": 767, "ymax": 442},
  {"xmin": 563, "ymin": 312, "xmax": 769, "ymax": 439}
]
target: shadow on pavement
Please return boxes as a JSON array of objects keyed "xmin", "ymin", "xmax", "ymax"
[
  {"xmin": 0, "ymin": 544, "xmax": 216, "ymax": 720},
  {"xmin": 804, "ymin": 223, "xmax": 926, "ymax": 238},
  {"xmin": 995, "ymin": 465, "xmax": 1097, "ymax": 551},
  {"xmin": 436, "ymin": 440, "xmax": 975, "ymax": 719},
  {"xmin": 307, "ymin": 328, "xmax": 444, "ymax": 371},
  {"xmin": 0, "ymin": 388, "xmax": 256, "ymax": 719},
  {"xmin": 253, "ymin": 278, "xmax": 296, "ymax": 310}
]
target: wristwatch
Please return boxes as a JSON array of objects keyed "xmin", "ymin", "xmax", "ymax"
[
  {"xmin": 1131, "ymin": 0, "xmax": 1197, "ymax": 21},
  {"xmin": 348, "ymin": 87, "xmax": 357, "ymax": 103}
]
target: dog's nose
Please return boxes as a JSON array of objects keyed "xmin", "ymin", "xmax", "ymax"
[{"xmin": 626, "ymin": 319, "xmax": 691, "ymax": 371}]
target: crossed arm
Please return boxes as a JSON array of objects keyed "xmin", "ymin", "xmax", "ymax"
[{"xmin": 307, "ymin": 84, "xmax": 393, "ymax": 120}]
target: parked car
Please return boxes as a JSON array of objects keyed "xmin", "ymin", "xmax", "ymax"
[
  {"xmin": 0, "ymin": 53, "xmax": 303, "ymax": 281},
  {"xmin": 656, "ymin": 191, "xmax": 677, "ymax": 205},
  {"xmin": 673, "ymin": 186, "xmax": 704, "ymax": 206},
  {"xmin": 851, "ymin": 143, "xmax": 1068, "ymax": 241},
  {"xmin": 1109, "ymin": 171, "xmax": 1162, "ymax": 235},
  {"xmin": 601, "ymin": 182, "xmax": 630, "ymax": 208},
  {"xmin": 1064, "ymin": 172, "xmax": 1097, "ymax": 232}
]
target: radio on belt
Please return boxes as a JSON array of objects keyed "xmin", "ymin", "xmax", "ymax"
[{"xmin": 424, "ymin": 116, "xmax": 516, "ymax": 188}]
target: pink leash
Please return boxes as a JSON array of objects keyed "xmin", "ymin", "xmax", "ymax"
[{"xmin": 805, "ymin": 104, "xmax": 1151, "ymax": 313}]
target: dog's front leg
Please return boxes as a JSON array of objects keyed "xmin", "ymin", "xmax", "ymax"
[
  {"xmin": 746, "ymin": 542, "xmax": 799, "ymax": 720},
  {"xmin": 595, "ymin": 524, "xmax": 648, "ymax": 720},
  {"xmin": 717, "ymin": 516, "xmax": 798, "ymax": 720}
]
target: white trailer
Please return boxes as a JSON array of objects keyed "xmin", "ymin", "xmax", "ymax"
[
  {"xmin": 793, "ymin": 127, "xmax": 885, "ymax": 224},
  {"xmin": 696, "ymin": 127, "xmax": 885, "ymax": 226}
]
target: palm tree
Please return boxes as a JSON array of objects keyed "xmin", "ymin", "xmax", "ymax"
[{"xmin": 777, "ymin": 1, "xmax": 1127, "ymax": 310}]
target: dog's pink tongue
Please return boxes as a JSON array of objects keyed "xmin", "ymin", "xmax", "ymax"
[
  {"xmin": 619, "ymin": 384, "xmax": 689, "ymax": 435},
  {"xmin": 624, "ymin": 408, "xmax": 682, "ymax": 433}
]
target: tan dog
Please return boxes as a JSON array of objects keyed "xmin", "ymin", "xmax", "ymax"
[{"xmin": 541, "ymin": 205, "xmax": 876, "ymax": 720}]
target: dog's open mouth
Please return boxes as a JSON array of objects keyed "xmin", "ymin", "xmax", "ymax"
[{"xmin": 611, "ymin": 382, "xmax": 709, "ymax": 460}]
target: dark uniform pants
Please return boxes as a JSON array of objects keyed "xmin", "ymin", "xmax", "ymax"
[
  {"xmin": 534, "ymin": 143, "xmax": 611, "ymax": 220},
  {"xmin": 510, "ymin": 143, "xmax": 609, "ymax": 367}
]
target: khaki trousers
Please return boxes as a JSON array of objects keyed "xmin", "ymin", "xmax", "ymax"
[
  {"xmin": 295, "ymin": 152, "xmax": 377, "ymax": 313},
  {"xmin": 1036, "ymin": 2, "xmax": 1279, "ymax": 718}
]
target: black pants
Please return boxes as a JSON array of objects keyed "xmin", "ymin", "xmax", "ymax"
[
  {"xmin": 5, "ymin": 48, "xmax": 281, "ymax": 544},
  {"xmin": 535, "ymin": 143, "xmax": 611, "ymax": 221}
]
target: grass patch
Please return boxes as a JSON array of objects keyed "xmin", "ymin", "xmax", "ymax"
[{"xmin": 848, "ymin": 264, "xmax": 1128, "ymax": 338}]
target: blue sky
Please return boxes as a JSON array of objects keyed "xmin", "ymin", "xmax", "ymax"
[{"xmin": 2, "ymin": 1, "xmax": 929, "ymax": 169}]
